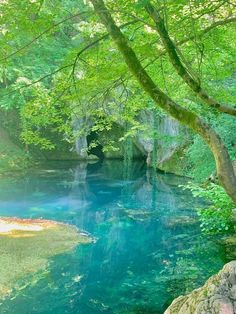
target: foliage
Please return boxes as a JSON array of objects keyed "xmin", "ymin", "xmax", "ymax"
[
  {"xmin": 0, "ymin": 0, "xmax": 235, "ymax": 189},
  {"xmin": 0, "ymin": 127, "xmax": 32, "ymax": 174},
  {"xmin": 183, "ymin": 182, "xmax": 235, "ymax": 234},
  {"xmin": 186, "ymin": 112, "xmax": 236, "ymax": 181},
  {"xmin": 0, "ymin": 148, "xmax": 31, "ymax": 174},
  {"xmin": 185, "ymin": 136, "xmax": 215, "ymax": 181}
]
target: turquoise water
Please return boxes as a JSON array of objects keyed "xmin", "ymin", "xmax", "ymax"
[{"xmin": 0, "ymin": 160, "xmax": 226, "ymax": 313}]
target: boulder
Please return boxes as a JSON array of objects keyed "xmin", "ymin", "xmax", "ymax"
[{"xmin": 164, "ymin": 261, "xmax": 236, "ymax": 314}]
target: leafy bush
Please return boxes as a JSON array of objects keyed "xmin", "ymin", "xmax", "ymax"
[
  {"xmin": 186, "ymin": 136, "xmax": 215, "ymax": 181},
  {"xmin": 185, "ymin": 110, "xmax": 236, "ymax": 182},
  {"xmin": 183, "ymin": 183, "xmax": 235, "ymax": 234}
]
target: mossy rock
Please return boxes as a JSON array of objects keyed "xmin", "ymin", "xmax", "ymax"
[
  {"xmin": 0, "ymin": 217, "xmax": 92, "ymax": 300},
  {"xmin": 164, "ymin": 261, "xmax": 236, "ymax": 314},
  {"xmin": 157, "ymin": 146, "xmax": 189, "ymax": 176}
]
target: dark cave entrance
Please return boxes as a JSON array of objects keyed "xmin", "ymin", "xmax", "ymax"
[{"xmin": 86, "ymin": 131, "xmax": 105, "ymax": 160}]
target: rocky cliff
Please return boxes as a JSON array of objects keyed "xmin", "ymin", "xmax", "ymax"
[
  {"xmin": 0, "ymin": 107, "xmax": 188, "ymax": 172},
  {"xmin": 72, "ymin": 109, "xmax": 188, "ymax": 171}
]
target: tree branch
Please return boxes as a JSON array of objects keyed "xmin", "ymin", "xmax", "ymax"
[
  {"xmin": 70, "ymin": 19, "xmax": 140, "ymax": 78},
  {"xmin": 0, "ymin": 10, "xmax": 90, "ymax": 62},
  {"xmin": 145, "ymin": 2, "xmax": 236, "ymax": 117},
  {"xmin": 1, "ymin": 63, "xmax": 73, "ymax": 97},
  {"xmin": 3, "ymin": 9, "xmax": 235, "ymax": 103}
]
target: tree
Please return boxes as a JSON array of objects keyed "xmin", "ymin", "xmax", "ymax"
[
  {"xmin": 0, "ymin": 0, "xmax": 236, "ymax": 203},
  {"xmin": 89, "ymin": 0, "xmax": 236, "ymax": 202}
]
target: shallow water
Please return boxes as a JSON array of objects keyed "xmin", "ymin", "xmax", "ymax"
[{"xmin": 0, "ymin": 160, "xmax": 227, "ymax": 313}]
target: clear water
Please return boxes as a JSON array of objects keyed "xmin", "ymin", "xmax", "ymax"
[{"xmin": 0, "ymin": 160, "xmax": 226, "ymax": 314}]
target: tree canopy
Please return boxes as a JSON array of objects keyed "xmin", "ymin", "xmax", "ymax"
[{"xmin": 0, "ymin": 0, "xmax": 236, "ymax": 201}]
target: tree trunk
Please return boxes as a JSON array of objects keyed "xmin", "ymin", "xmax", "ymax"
[{"xmin": 90, "ymin": 0, "xmax": 236, "ymax": 204}]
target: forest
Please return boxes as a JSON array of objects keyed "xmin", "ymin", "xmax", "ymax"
[{"xmin": 0, "ymin": 0, "xmax": 236, "ymax": 313}]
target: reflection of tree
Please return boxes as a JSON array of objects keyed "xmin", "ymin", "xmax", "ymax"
[
  {"xmin": 70, "ymin": 163, "xmax": 93, "ymax": 209},
  {"xmin": 68, "ymin": 162, "xmax": 99, "ymax": 231},
  {"xmin": 73, "ymin": 160, "xmax": 191, "ymax": 271}
]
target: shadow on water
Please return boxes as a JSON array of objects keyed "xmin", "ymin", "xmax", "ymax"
[{"xmin": 0, "ymin": 160, "xmax": 227, "ymax": 314}]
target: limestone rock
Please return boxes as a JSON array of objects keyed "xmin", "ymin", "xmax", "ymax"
[
  {"xmin": 164, "ymin": 261, "xmax": 236, "ymax": 314},
  {"xmin": 136, "ymin": 111, "xmax": 187, "ymax": 169},
  {"xmin": 71, "ymin": 108, "xmax": 187, "ymax": 168}
]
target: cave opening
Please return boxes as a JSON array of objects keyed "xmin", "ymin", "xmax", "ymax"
[{"xmin": 86, "ymin": 131, "xmax": 105, "ymax": 160}]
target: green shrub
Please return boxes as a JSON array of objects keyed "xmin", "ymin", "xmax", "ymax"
[{"xmin": 182, "ymin": 183, "xmax": 235, "ymax": 234}]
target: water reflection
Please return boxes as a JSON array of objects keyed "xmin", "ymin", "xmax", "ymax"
[{"xmin": 0, "ymin": 160, "xmax": 226, "ymax": 314}]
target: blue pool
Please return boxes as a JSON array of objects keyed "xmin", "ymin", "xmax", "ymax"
[{"xmin": 0, "ymin": 160, "xmax": 226, "ymax": 313}]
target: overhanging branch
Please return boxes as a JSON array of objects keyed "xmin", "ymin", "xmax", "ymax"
[
  {"xmin": 0, "ymin": 10, "xmax": 90, "ymax": 62},
  {"xmin": 145, "ymin": 2, "xmax": 236, "ymax": 117}
]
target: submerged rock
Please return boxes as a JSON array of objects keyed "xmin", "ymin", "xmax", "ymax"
[
  {"xmin": 164, "ymin": 261, "xmax": 236, "ymax": 314},
  {"xmin": 0, "ymin": 217, "xmax": 92, "ymax": 300},
  {"xmin": 124, "ymin": 209, "xmax": 154, "ymax": 221},
  {"xmin": 165, "ymin": 216, "xmax": 198, "ymax": 228}
]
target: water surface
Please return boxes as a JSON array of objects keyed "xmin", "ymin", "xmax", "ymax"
[{"xmin": 0, "ymin": 160, "xmax": 226, "ymax": 313}]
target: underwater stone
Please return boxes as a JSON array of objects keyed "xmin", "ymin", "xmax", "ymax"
[
  {"xmin": 0, "ymin": 216, "xmax": 92, "ymax": 300},
  {"xmin": 164, "ymin": 261, "xmax": 236, "ymax": 314},
  {"xmin": 124, "ymin": 209, "xmax": 154, "ymax": 221},
  {"xmin": 165, "ymin": 216, "xmax": 198, "ymax": 228}
]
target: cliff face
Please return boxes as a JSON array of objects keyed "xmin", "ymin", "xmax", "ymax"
[
  {"xmin": 135, "ymin": 110, "xmax": 187, "ymax": 170},
  {"xmin": 164, "ymin": 261, "xmax": 236, "ymax": 314},
  {"xmin": 0, "ymin": 107, "xmax": 188, "ymax": 173},
  {"xmin": 72, "ymin": 109, "xmax": 188, "ymax": 172}
]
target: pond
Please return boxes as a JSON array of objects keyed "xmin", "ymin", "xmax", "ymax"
[{"xmin": 0, "ymin": 160, "xmax": 227, "ymax": 313}]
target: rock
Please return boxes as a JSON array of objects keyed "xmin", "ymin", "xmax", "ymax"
[
  {"xmin": 164, "ymin": 261, "xmax": 236, "ymax": 314},
  {"xmin": 124, "ymin": 209, "xmax": 154, "ymax": 221},
  {"xmin": 87, "ymin": 154, "xmax": 100, "ymax": 160},
  {"xmin": 72, "ymin": 116, "xmax": 89, "ymax": 159},
  {"xmin": 157, "ymin": 145, "xmax": 189, "ymax": 175},
  {"xmin": 136, "ymin": 111, "xmax": 188, "ymax": 170},
  {"xmin": 232, "ymin": 161, "xmax": 236, "ymax": 173},
  {"xmin": 71, "ymin": 108, "xmax": 187, "ymax": 168},
  {"xmin": 0, "ymin": 216, "xmax": 92, "ymax": 300}
]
